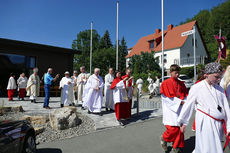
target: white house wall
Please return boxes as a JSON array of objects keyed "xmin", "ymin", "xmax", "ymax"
[
  {"xmin": 180, "ymin": 25, "xmax": 207, "ymax": 67},
  {"xmin": 154, "ymin": 48, "xmax": 180, "ymax": 70}
]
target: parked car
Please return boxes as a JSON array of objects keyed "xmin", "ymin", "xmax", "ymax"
[
  {"xmin": 0, "ymin": 120, "xmax": 36, "ymax": 153},
  {"xmin": 160, "ymin": 74, "xmax": 194, "ymax": 89}
]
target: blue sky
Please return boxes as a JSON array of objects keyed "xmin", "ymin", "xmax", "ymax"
[{"xmin": 0, "ymin": 0, "xmax": 226, "ymax": 49}]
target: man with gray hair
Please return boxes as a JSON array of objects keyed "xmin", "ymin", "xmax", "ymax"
[
  {"xmin": 44, "ymin": 68, "xmax": 59, "ymax": 109},
  {"xmin": 83, "ymin": 68, "xmax": 104, "ymax": 115},
  {"xmin": 26, "ymin": 68, "xmax": 40, "ymax": 103},
  {"xmin": 77, "ymin": 66, "xmax": 90, "ymax": 107}
]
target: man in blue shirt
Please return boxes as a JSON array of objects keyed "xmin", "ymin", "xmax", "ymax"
[{"xmin": 44, "ymin": 68, "xmax": 59, "ymax": 109}]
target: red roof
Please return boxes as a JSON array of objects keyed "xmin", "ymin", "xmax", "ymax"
[{"xmin": 126, "ymin": 20, "xmax": 197, "ymax": 58}]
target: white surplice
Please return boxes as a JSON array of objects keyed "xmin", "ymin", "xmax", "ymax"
[
  {"xmin": 77, "ymin": 73, "xmax": 90, "ymax": 104},
  {"xmin": 177, "ymin": 80, "xmax": 230, "ymax": 153},
  {"xmin": 104, "ymin": 73, "xmax": 114, "ymax": 110},
  {"xmin": 112, "ymin": 81, "xmax": 128, "ymax": 104},
  {"xmin": 17, "ymin": 76, "xmax": 28, "ymax": 89},
  {"xmin": 82, "ymin": 74, "xmax": 104, "ymax": 113},
  {"xmin": 60, "ymin": 77, "xmax": 75, "ymax": 105},
  {"xmin": 162, "ymin": 94, "xmax": 186, "ymax": 126},
  {"xmin": 7, "ymin": 77, "xmax": 17, "ymax": 90}
]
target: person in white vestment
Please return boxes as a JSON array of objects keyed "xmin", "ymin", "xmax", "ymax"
[
  {"xmin": 72, "ymin": 70, "xmax": 78, "ymax": 104},
  {"xmin": 82, "ymin": 68, "xmax": 104, "ymax": 115},
  {"xmin": 104, "ymin": 68, "xmax": 114, "ymax": 111},
  {"xmin": 77, "ymin": 66, "xmax": 90, "ymax": 107},
  {"xmin": 26, "ymin": 68, "xmax": 40, "ymax": 103},
  {"xmin": 147, "ymin": 76, "xmax": 153, "ymax": 95},
  {"xmin": 178, "ymin": 62, "xmax": 230, "ymax": 153},
  {"xmin": 136, "ymin": 78, "xmax": 143, "ymax": 97},
  {"xmin": 7, "ymin": 73, "xmax": 17, "ymax": 101},
  {"xmin": 60, "ymin": 71, "xmax": 75, "ymax": 107},
  {"xmin": 17, "ymin": 73, "xmax": 28, "ymax": 100},
  {"xmin": 220, "ymin": 65, "xmax": 230, "ymax": 102}
]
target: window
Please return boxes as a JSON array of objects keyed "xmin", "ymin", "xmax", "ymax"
[
  {"xmin": 160, "ymin": 54, "xmax": 167, "ymax": 64},
  {"xmin": 150, "ymin": 41, "xmax": 154, "ymax": 49}
]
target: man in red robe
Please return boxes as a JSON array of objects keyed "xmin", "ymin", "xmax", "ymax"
[
  {"xmin": 160, "ymin": 64, "xmax": 188, "ymax": 153},
  {"xmin": 121, "ymin": 68, "xmax": 134, "ymax": 119}
]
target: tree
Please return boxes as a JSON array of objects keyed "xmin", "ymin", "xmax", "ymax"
[
  {"xmin": 100, "ymin": 30, "xmax": 112, "ymax": 49},
  {"xmin": 72, "ymin": 29, "xmax": 100, "ymax": 72},
  {"xmin": 118, "ymin": 37, "xmax": 128, "ymax": 72}
]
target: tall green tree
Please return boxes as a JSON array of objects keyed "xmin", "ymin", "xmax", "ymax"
[
  {"xmin": 118, "ymin": 37, "xmax": 128, "ymax": 72},
  {"xmin": 100, "ymin": 30, "xmax": 112, "ymax": 49},
  {"xmin": 72, "ymin": 29, "xmax": 100, "ymax": 72}
]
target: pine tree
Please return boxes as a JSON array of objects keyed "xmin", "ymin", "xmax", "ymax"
[
  {"xmin": 118, "ymin": 36, "xmax": 128, "ymax": 72},
  {"xmin": 100, "ymin": 30, "xmax": 112, "ymax": 49}
]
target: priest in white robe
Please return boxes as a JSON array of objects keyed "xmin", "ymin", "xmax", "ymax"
[
  {"xmin": 178, "ymin": 62, "xmax": 230, "ymax": 153},
  {"xmin": 83, "ymin": 68, "xmax": 104, "ymax": 115},
  {"xmin": 72, "ymin": 70, "xmax": 78, "ymax": 104},
  {"xmin": 77, "ymin": 66, "xmax": 90, "ymax": 106},
  {"xmin": 26, "ymin": 68, "xmax": 40, "ymax": 103},
  {"xmin": 7, "ymin": 73, "xmax": 17, "ymax": 101},
  {"xmin": 60, "ymin": 71, "xmax": 75, "ymax": 107},
  {"xmin": 104, "ymin": 68, "xmax": 114, "ymax": 111}
]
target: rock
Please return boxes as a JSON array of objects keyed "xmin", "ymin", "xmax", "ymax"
[
  {"xmin": 21, "ymin": 115, "xmax": 49, "ymax": 125},
  {"xmin": 0, "ymin": 106, "xmax": 24, "ymax": 115},
  {"xmin": 34, "ymin": 127, "xmax": 45, "ymax": 135},
  {"xmin": 49, "ymin": 106, "xmax": 80, "ymax": 130}
]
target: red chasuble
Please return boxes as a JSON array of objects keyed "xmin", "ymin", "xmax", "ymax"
[{"xmin": 160, "ymin": 77, "xmax": 188, "ymax": 100}]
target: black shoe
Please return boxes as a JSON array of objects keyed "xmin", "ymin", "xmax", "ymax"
[
  {"xmin": 21, "ymin": 98, "xmax": 24, "ymax": 101},
  {"xmin": 88, "ymin": 110, "xmax": 91, "ymax": 114},
  {"xmin": 72, "ymin": 103, "xmax": 75, "ymax": 106},
  {"xmin": 60, "ymin": 104, "xmax": 64, "ymax": 108},
  {"xmin": 99, "ymin": 112, "xmax": 103, "ymax": 116},
  {"xmin": 69, "ymin": 104, "xmax": 72, "ymax": 106},
  {"xmin": 106, "ymin": 108, "xmax": 109, "ymax": 111},
  {"xmin": 118, "ymin": 120, "xmax": 124, "ymax": 126},
  {"xmin": 31, "ymin": 100, "xmax": 34, "ymax": 103},
  {"xmin": 33, "ymin": 99, "xmax": 36, "ymax": 103},
  {"xmin": 81, "ymin": 107, "xmax": 86, "ymax": 110}
]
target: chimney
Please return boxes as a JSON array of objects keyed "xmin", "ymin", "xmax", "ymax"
[
  {"xmin": 167, "ymin": 24, "xmax": 173, "ymax": 31},
  {"xmin": 155, "ymin": 29, "xmax": 161, "ymax": 34}
]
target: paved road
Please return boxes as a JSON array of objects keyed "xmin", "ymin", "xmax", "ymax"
[{"xmin": 37, "ymin": 117, "xmax": 196, "ymax": 153}]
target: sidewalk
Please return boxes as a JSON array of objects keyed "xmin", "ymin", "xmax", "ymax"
[{"xmin": 0, "ymin": 96, "xmax": 162, "ymax": 130}]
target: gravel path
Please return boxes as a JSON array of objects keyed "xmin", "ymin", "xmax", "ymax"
[{"xmin": 0, "ymin": 111, "xmax": 95, "ymax": 144}]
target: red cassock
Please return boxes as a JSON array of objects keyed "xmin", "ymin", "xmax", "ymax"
[
  {"xmin": 111, "ymin": 77, "xmax": 131, "ymax": 120},
  {"xmin": 8, "ymin": 89, "xmax": 15, "ymax": 101},
  {"xmin": 19, "ymin": 88, "xmax": 26, "ymax": 99},
  {"xmin": 160, "ymin": 77, "xmax": 188, "ymax": 149}
]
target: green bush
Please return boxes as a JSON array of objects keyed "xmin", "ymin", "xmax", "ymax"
[{"xmin": 180, "ymin": 64, "xmax": 205, "ymax": 79}]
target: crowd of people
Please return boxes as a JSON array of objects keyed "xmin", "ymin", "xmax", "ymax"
[
  {"xmin": 160, "ymin": 63, "xmax": 230, "ymax": 153},
  {"xmin": 6, "ymin": 66, "xmax": 135, "ymax": 125},
  {"xmin": 6, "ymin": 62, "xmax": 230, "ymax": 152}
]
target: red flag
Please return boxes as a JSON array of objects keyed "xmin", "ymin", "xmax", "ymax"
[{"xmin": 215, "ymin": 35, "xmax": 227, "ymax": 59}]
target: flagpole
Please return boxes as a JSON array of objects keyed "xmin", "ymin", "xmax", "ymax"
[
  {"xmin": 116, "ymin": 1, "xmax": 119, "ymax": 70},
  {"xmin": 90, "ymin": 21, "xmax": 93, "ymax": 74},
  {"xmin": 161, "ymin": 0, "xmax": 164, "ymax": 81}
]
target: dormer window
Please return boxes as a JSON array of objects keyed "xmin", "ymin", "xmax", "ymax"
[{"xmin": 150, "ymin": 41, "xmax": 154, "ymax": 49}]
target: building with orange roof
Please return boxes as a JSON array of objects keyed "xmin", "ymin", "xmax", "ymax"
[{"xmin": 126, "ymin": 20, "xmax": 208, "ymax": 73}]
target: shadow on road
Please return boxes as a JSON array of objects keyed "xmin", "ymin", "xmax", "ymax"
[{"xmin": 37, "ymin": 148, "xmax": 62, "ymax": 153}]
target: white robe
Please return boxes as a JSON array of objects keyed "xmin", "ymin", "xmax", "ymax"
[
  {"xmin": 177, "ymin": 80, "xmax": 230, "ymax": 153},
  {"xmin": 17, "ymin": 77, "xmax": 28, "ymax": 89},
  {"xmin": 77, "ymin": 73, "xmax": 90, "ymax": 104},
  {"xmin": 112, "ymin": 80, "xmax": 129, "ymax": 104},
  {"xmin": 162, "ymin": 94, "xmax": 186, "ymax": 126},
  {"xmin": 7, "ymin": 77, "xmax": 17, "ymax": 90},
  {"xmin": 82, "ymin": 74, "xmax": 104, "ymax": 113},
  {"xmin": 26, "ymin": 74, "xmax": 40, "ymax": 99},
  {"xmin": 104, "ymin": 73, "xmax": 114, "ymax": 110},
  {"xmin": 60, "ymin": 77, "xmax": 75, "ymax": 105},
  {"xmin": 136, "ymin": 78, "xmax": 143, "ymax": 95},
  {"xmin": 220, "ymin": 77, "xmax": 230, "ymax": 103}
]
